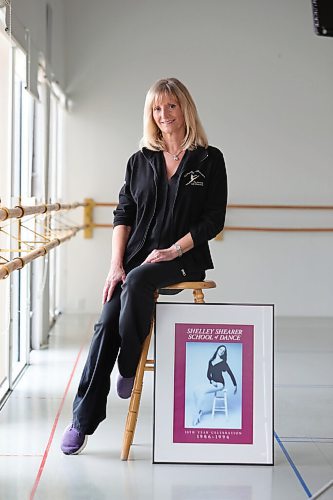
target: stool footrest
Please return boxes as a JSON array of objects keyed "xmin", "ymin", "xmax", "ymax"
[{"xmin": 145, "ymin": 360, "xmax": 155, "ymax": 370}]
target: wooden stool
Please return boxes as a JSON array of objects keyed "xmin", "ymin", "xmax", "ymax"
[{"xmin": 121, "ymin": 280, "xmax": 216, "ymax": 460}]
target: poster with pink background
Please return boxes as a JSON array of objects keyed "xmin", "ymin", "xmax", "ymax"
[{"xmin": 173, "ymin": 323, "xmax": 254, "ymax": 445}]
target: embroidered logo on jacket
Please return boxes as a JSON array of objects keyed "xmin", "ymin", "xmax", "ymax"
[{"xmin": 184, "ymin": 170, "xmax": 205, "ymax": 186}]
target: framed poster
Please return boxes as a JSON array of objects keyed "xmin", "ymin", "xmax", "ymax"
[{"xmin": 153, "ymin": 303, "xmax": 274, "ymax": 465}]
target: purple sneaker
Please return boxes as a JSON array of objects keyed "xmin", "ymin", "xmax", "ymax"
[
  {"xmin": 117, "ymin": 375, "xmax": 135, "ymax": 399},
  {"xmin": 61, "ymin": 424, "xmax": 88, "ymax": 455}
]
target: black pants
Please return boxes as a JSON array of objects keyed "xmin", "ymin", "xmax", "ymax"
[{"xmin": 72, "ymin": 260, "xmax": 205, "ymax": 434}]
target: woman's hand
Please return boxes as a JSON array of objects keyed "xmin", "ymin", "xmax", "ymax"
[
  {"xmin": 142, "ymin": 246, "xmax": 178, "ymax": 264},
  {"xmin": 102, "ymin": 263, "xmax": 126, "ymax": 304},
  {"xmin": 142, "ymin": 234, "xmax": 194, "ymax": 264}
]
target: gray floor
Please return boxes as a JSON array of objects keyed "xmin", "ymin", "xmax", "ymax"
[{"xmin": 0, "ymin": 314, "xmax": 332, "ymax": 500}]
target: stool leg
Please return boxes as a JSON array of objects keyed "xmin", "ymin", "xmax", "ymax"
[
  {"xmin": 212, "ymin": 395, "xmax": 216, "ymax": 419},
  {"xmin": 224, "ymin": 391, "xmax": 228, "ymax": 418},
  {"xmin": 121, "ymin": 321, "xmax": 153, "ymax": 460},
  {"xmin": 193, "ymin": 288, "xmax": 204, "ymax": 303}
]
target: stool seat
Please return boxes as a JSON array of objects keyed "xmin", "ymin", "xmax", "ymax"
[
  {"xmin": 159, "ymin": 280, "xmax": 216, "ymax": 296},
  {"xmin": 121, "ymin": 279, "xmax": 217, "ymax": 460},
  {"xmin": 161, "ymin": 280, "xmax": 216, "ymax": 290}
]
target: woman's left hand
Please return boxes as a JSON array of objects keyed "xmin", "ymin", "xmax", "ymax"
[{"xmin": 142, "ymin": 246, "xmax": 178, "ymax": 264}]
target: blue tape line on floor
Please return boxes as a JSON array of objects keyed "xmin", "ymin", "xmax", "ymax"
[{"xmin": 274, "ymin": 431, "xmax": 312, "ymax": 498}]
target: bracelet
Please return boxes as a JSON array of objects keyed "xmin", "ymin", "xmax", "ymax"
[{"xmin": 173, "ymin": 243, "xmax": 183, "ymax": 258}]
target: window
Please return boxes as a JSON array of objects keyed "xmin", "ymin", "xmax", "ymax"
[
  {"xmin": 48, "ymin": 91, "xmax": 63, "ymax": 325},
  {"xmin": 0, "ymin": 19, "xmax": 65, "ymax": 405},
  {"xmin": 10, "ymin": 46, "xmax": 34, "ymax": 381},
  {"xmin": 0, "ymin": 25, "xmax": 12, "ymax": 401}
]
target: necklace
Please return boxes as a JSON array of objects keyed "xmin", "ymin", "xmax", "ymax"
[{"xmin": 164, "ymin": 149, "xmax": 183, "ymax": 161}]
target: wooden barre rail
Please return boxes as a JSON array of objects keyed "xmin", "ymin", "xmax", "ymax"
[
  {"xmin": 88, "ymin": 225, "xmax": 333, "ymax": 234},
  {"xmin": 0, "ymin": 201, "xmax": 87, "ymax": 279},
  {"xmin": 0, "ymin": 226, "xmax": 85, "ymax": 279},
  {"xmin": 227, "ymin": 204, "xmax": 333, "ymax": 210},
  {"xmin": 89, "ymin": 201, "xmax": 333, "ymax": 210},
  {"xmin": 0, "ymin": 202, "xmax": 86, "ymax": 222},
  {"xmin": 83, "ymin": 199, "xmax": 333, "ymax": 237},
  {"xmin": 89, "ymin": 224, "xmax": 333, "ymax": 232},
  {"xmin": 224, "ymin": 227, "xmax": 333, "ymax": 232}
]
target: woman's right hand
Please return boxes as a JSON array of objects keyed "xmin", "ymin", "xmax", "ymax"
[{"xmin": 102, "ymin": 263, "xmax": 126, "ymax": 304}]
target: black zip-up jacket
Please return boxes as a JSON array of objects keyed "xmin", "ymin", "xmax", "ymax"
[{"xmin": 113, "ymin": 145, "xmax": 227, "ymax": 273}]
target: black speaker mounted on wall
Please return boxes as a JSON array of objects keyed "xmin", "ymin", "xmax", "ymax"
[{"xmin": 312, "ymin": 0, "xmax": 333, "ymax": 36}]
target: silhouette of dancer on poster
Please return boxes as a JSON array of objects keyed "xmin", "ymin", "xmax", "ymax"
[{"xmin": 193, "ymin": 345, "xmax": 237, "ymax": 425}]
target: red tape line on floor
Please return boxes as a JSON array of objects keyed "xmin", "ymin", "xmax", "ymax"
[{"xmin": 29, "ymin": 338, "xmax": 88, "ymax": 499}]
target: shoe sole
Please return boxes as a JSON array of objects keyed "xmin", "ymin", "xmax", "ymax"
[
  {"xmin": 72, "ymin": 435, "xmax": 88, "ymax": 455},
  {"xmin": 61, "ymin": 435, "xmax": 88, "ymax": 455}
]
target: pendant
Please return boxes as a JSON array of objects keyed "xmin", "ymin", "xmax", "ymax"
[{"xmin": 173, "ymin": 154, "xmax": 180, "ymax": 161}]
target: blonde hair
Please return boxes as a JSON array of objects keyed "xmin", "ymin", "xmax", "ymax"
[{"xmin": 139, "ymin": 78, "xmax": 208, "ymax": 151}]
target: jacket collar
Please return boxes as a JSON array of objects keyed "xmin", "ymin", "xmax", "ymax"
[{"xmin": 141, "ymin": 146, "xmax": 209, "ymax": 172}]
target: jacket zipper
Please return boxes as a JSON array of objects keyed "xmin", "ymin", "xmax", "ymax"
[
  {"xmin": 127, "ymin": 162, "xmax": 158, "ymax": 262},
  {"xmin": 172, "ymin": 151, "xmax": 208, "ymax": 278}
]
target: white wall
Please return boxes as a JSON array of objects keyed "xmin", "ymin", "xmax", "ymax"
[{"xmin": 62, "ymin": 0, "xmax": 333, "ymax": 316}]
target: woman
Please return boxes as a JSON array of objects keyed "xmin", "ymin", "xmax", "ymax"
[
  {"xmin": 61, "ymin": 77, "xmax": 228, "ymax": 454},
  {"xmin": 192, "ymin": 345, "xmax": 237, "ymax": 426}
]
